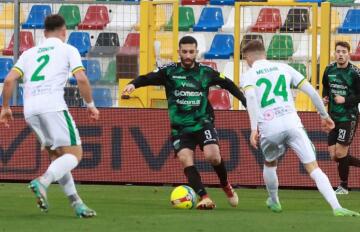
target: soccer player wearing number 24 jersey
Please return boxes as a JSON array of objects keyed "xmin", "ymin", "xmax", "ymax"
[
  {"xmin": 0, "ymin": 14, "xmax": 99, "ymax": 218},
  {"xmin": 122, "ymin": 36, "xmax": 247, "ymax": 209},
  {"xmin": 241, "ymin": 40, "xmax": 358, "ymax": 216}
]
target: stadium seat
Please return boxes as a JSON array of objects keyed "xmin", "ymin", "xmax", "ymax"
[
  {"xmin": 88, "ymin": 32, "xmax": 120, "ymax": 57},
  {"xmin": 99, "ymin": 60, "xmax": 117, "ymax": 84},
  {"xmin": 22, "ymin": 5, "xmax": 51, "ymax": 29},
  {"xmin": 193, "ymin": 7, "xmax": 224, "ymax": 32},
  {"xmin": 251, "ymin": 8, "xmax": 281, "ymax": 33},
  {"xmin": 0, "ymin": 58, "xmax": 13, "ymax": 82},
  {"xmin": 184, "ymin": 33, "xmax": 207, "ymax": 57},
  {"xmin": 292, "ymin": 34, "xmax": 320, "ymax": 61},
  {"xmin": 123, "ymin": 33, "xmax": 140, "ymax": 48},
  {"xmin": 350, "ymin": 41, "xmax": 360, "ymax": 61},
  {"xmin": 69, "ymin": 59, "xmax": 101, "ymax": 85},
  {"xmin": 181, "ymin": 0, "xmax": 208, "ymax": 5},
  {"xmin": 209, "ymin": 0, "xmax": 235, "ymax": 5},
  {"xmin": 308, "ymin": 8, "xmax": 340, "ymax": 33},
  {"xmin": 78, "ymin": 5, "xmax": 110, "ymax": 30},
  {"xmin": 330, "ymin": 35, "xmax": 352, "ymax": 60},
  {"xmin": 338, "ymin": 9, "xmax": 360, "ymax": 33},
  {"xmin": 58, "ymin": 5, "xmax": 81, "ymax": 29},
  {"xmin": 289, "ymin": 63, "xmax": 307, "ymax": 78},
  {"xmin": 204, "ymin": 34, "xmax": 234, "ymax": 59},
  {"xmin": 107, "ymin": 5, "xmax": 138, "ymax": 31},
  {"xmin": 155, "ymin": 32, "xmax": 173, "ymax": 59},
  {"xmin": 240, "ymin": 34, "xmax": 264, "ymax": 59},
  {"xmin": 116, "ymin": 47, "xmax": 139, "ymax": 79},
  {"xmin": 64, "ymin": 86, "xmax": 83, "ymax": 107},
  {"xmin": 266, "ymin": 35, "xmax": 294, "ymax": 60},
  {"xmin": 223, "ymin": 7, "xmax": 252, "ymax": 32},
  {"xmin": 67, "ymin": 32, "xmax": 91, "ymax": 57},
  {"xmin": 200, "ymin": 61, "xmax": 218, "ymax": 70},
  {"xmin": 0, "ymin": 32, "xmax": 5, "ymax": 52},
  {"xmin": 208, "ymin": 89, "xmax": 231, "ymax": 110},
  {"xmin": 165, "ymin": 7, "xmax": 195, "ymax": 31},
  {"xmin": 0, "ymin": 3, "xmax": 25, "ymax": 29},
  {"xmin": 93, "ymin": 87, "xmax": 113, "ymax": 107},
  {"xmin": 280, "ymin": 8, "xmax": 309, "ymax": 33},
  {"xmin": 133, "ymin": 5, "xmax": 166, "ymax": 31},
  {"xmin": 3, "ymin": 31, "xmax": 35, "ymax": 56}
]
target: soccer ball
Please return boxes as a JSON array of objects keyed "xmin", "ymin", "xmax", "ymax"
[{"xmin": 170, "ymin": 185, "xmax": 197, "ymax": 209}]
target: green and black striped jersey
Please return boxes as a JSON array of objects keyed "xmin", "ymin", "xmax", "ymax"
[
  {"xmin": 130, "ymin": 62, "xmax": 246, "ymax": 136},
  {"xmin": 322, "ymin": 62, "xmax": 360, "ymax": 122}
]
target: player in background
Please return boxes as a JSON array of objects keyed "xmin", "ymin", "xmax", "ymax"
[
  {"xmin": 241, "ymin": 40, "xmax": 359, "ymax": 216},
  {"xmin": 0, "ymin": 14, "xmax": 99, "ymax": 218},
  {"xmin": 122, "ymin": 36, "xmax": 247, "ymax": 209},
  {"xmin": 322, "ymin": 41, "xmax": 360, "ymax": 195}
]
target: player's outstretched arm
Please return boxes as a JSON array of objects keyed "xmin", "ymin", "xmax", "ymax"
[
  {"xmin": 0, "ymin": 70, "xmax": 20, "ymax": 127},
  {"xmin": 73, "ymin": 70, "xmax": 99, "ymax": 121},
  {"xmin": 244, "ymin": 87, "xmax": 259, "ymax": 149},
  {"xmin": 298, "ymin": 81, "xmax": 334, "ymax": 132}
]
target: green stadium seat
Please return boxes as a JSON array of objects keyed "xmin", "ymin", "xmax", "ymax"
[
  {"xmin": 327, "ymin": 0, "xmax": 354, "ymax": 3},
  {"xmin": 165, "ymin": 7, "xmax": 195, "ymax": 31},
  {"xmin": 289, "ymin": 63, "xmax": 307, "ymax": 78},
  {"xmin": 266, "ymin": 35, "xmax": 294, "ymax": 60},
  {"xmin": 99, "ymin": 60, "xmax": 117, "ymax": 84},
  {"xmin": 58, "ymin": 5, "xmax": 81, "ymax": 29}
]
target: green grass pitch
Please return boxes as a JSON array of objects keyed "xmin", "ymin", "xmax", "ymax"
[{"xmin": 1, "ymin": 183, "xmax": 360, "ymax": 232}]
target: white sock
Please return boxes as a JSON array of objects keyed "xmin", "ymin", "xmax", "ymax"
[
  {"xmin": 40, "ymin": 154, "xmax": 79, "ymax": 188},
  {"xmin": 58, "ymin": 172, "xmax": 83, "ymax": 206},
  {"xmin": 263, "ymin": 165, "xmax": 279, "ymax": 203},
  {"xmin": 310, "ymin": 168, "xmax": 341, "ymax": 210}
]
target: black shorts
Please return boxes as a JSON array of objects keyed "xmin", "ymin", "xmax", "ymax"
[
  {"xmin": 171, "ymin": 124, "xmax": 219, "ymax": 155},
  {"xmin": 328, "ymin": 120, "xmax": 358, "ymax": 146}
]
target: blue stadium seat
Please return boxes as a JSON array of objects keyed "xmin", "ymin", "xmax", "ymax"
[
  {"xmin": 69, "ymin": 60, "xmax": 101, "ymax": 85},
  {"xmin": 338, "ymin": 9, "xmax": 360, "ymax": 33},
  {"xmin": 67, "ymin": 32, "xmax": 91, "ymax": 57},
  {"xmin": 209, "ymin": 0, "xmax": 234, "ymax": 5},
  {"xmin": 193, "ymin": 7, "xmax": 224, "ymax": 32},
  {"xmin": 0, "ymin": 58, "xmax": 13, "ymax": 83},
  {"xmin": 204, "ymin": 34, "xmax": 234, "ymax": 59},
  {"xmin": 22, "ymin": 5, "xmax": 52, "ymax": 29},
  {"xmin": 93, "ymin": 88, "xmax": 112, "ymax": 107}
]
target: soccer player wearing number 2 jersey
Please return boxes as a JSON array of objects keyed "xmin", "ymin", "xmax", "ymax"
[
  {"xmin": 241, "ymin": 40, "xmax": 358, "ymax": 216},
  {"xmin": 122, "ymin": 36, "xmax": 247, "ymax": 209},
  {"xmin": 0, "ymin": 14, "xmax": 99, "ymax": 218}
]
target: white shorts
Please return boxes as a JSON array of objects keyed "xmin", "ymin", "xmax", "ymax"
[
  {"xmin": 25, "ymin": 110, "xmax": 81, "ymax": 150},
  {"xmin": 260, "ymin": 127, "xmax": 316, "ymax": 164}
]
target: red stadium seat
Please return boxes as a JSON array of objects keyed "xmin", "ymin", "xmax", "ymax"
[
  {"xmin": 123, "ymin": 33, "xmax": 139, "ymax": 48},
  {"xmin": 200, "ymin": 61, "xmax": 218, "ymax": 70},
  {"xmin": 3, "ymin": 31, "xmax": 34, "ymax": 56},
  {"xmin": 208, "ymin": 89, "xmax": 231, "ymax": 110},
  {"xmin": 351, "ymin": 41, "xmax": 360, "ymax": 61},
  {"xmin": 250, "ymin": 8, "xmax": 281, "ymax": 33},
  {"xmin": 78, "ymin": 5, "xmax": 110, "ymax": 30},
  {"xmin": 181, "ymin": 0, "xmax": 208, "ymax": 5}
]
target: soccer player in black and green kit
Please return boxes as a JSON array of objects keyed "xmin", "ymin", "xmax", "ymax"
[
  {"xmin": 322, "ymin": 41, "xmax": 360, "ymax": 195},
  {"xmin": 122, "ymin": 36, "xmax": 246, "ymax": 209}
]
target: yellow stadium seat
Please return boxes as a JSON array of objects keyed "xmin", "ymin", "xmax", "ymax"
[
  {"xmin": 294, "ymin": 91, "xmax": 311, "ymax": 111},
  {"xmin": 155, "ymin": 32, "xmax": 173, "ymax": 59},
  {"xmin": 134, "ymin": 5, "xmax": 167, "ymax": 31},
  {"xmin": 0, "ymin": 32, "xmax": 5, "ymax": 52},
  {"xmin": 308, "ymin": 9, "xmax": 340, "ymax": 33},
  {"xmin": 118, "ymin": 79, "xmax": 146, "ymax": 108},
  {"xmin": 330, "ymin": 35, "xmax": 352, "ymax": 61},
  {"xmin": 0, "ymin": 3, "xmax": 25, "ymax": 29}
]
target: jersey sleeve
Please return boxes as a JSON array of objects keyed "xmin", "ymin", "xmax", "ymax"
[
  {"xmin": 12, "ymin": 53, "xmax": 26, "ymax": 77},
  {"xmin": 286, "ymin": 64, "xmax": 307, "ymax": 89},
  {"xmin": 130, "ymin": 66, "xmax": 167, "ymax": 88},
  {"xmin": 322, "ymin": 67, "xmax": 330, "ymax": 98},
  {"xmin": 67, "ymin": 45, "xmax": 85, "ymax": 75}
]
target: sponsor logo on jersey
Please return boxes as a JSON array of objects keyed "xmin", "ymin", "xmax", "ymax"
[
  {"xmin": 180, "ymin": 82, "xmax": 197, "ymax": 88},
  {"xmin": 174, "ymin": 90, "xmax": 203, "ymax": 97},
  {"xmin": 172, "ymin": 75, "xmax": 186, "ymax": 79},
  {"xmin": 176, "ymin": 99, "xmax": 201, "ymax": 106}
]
